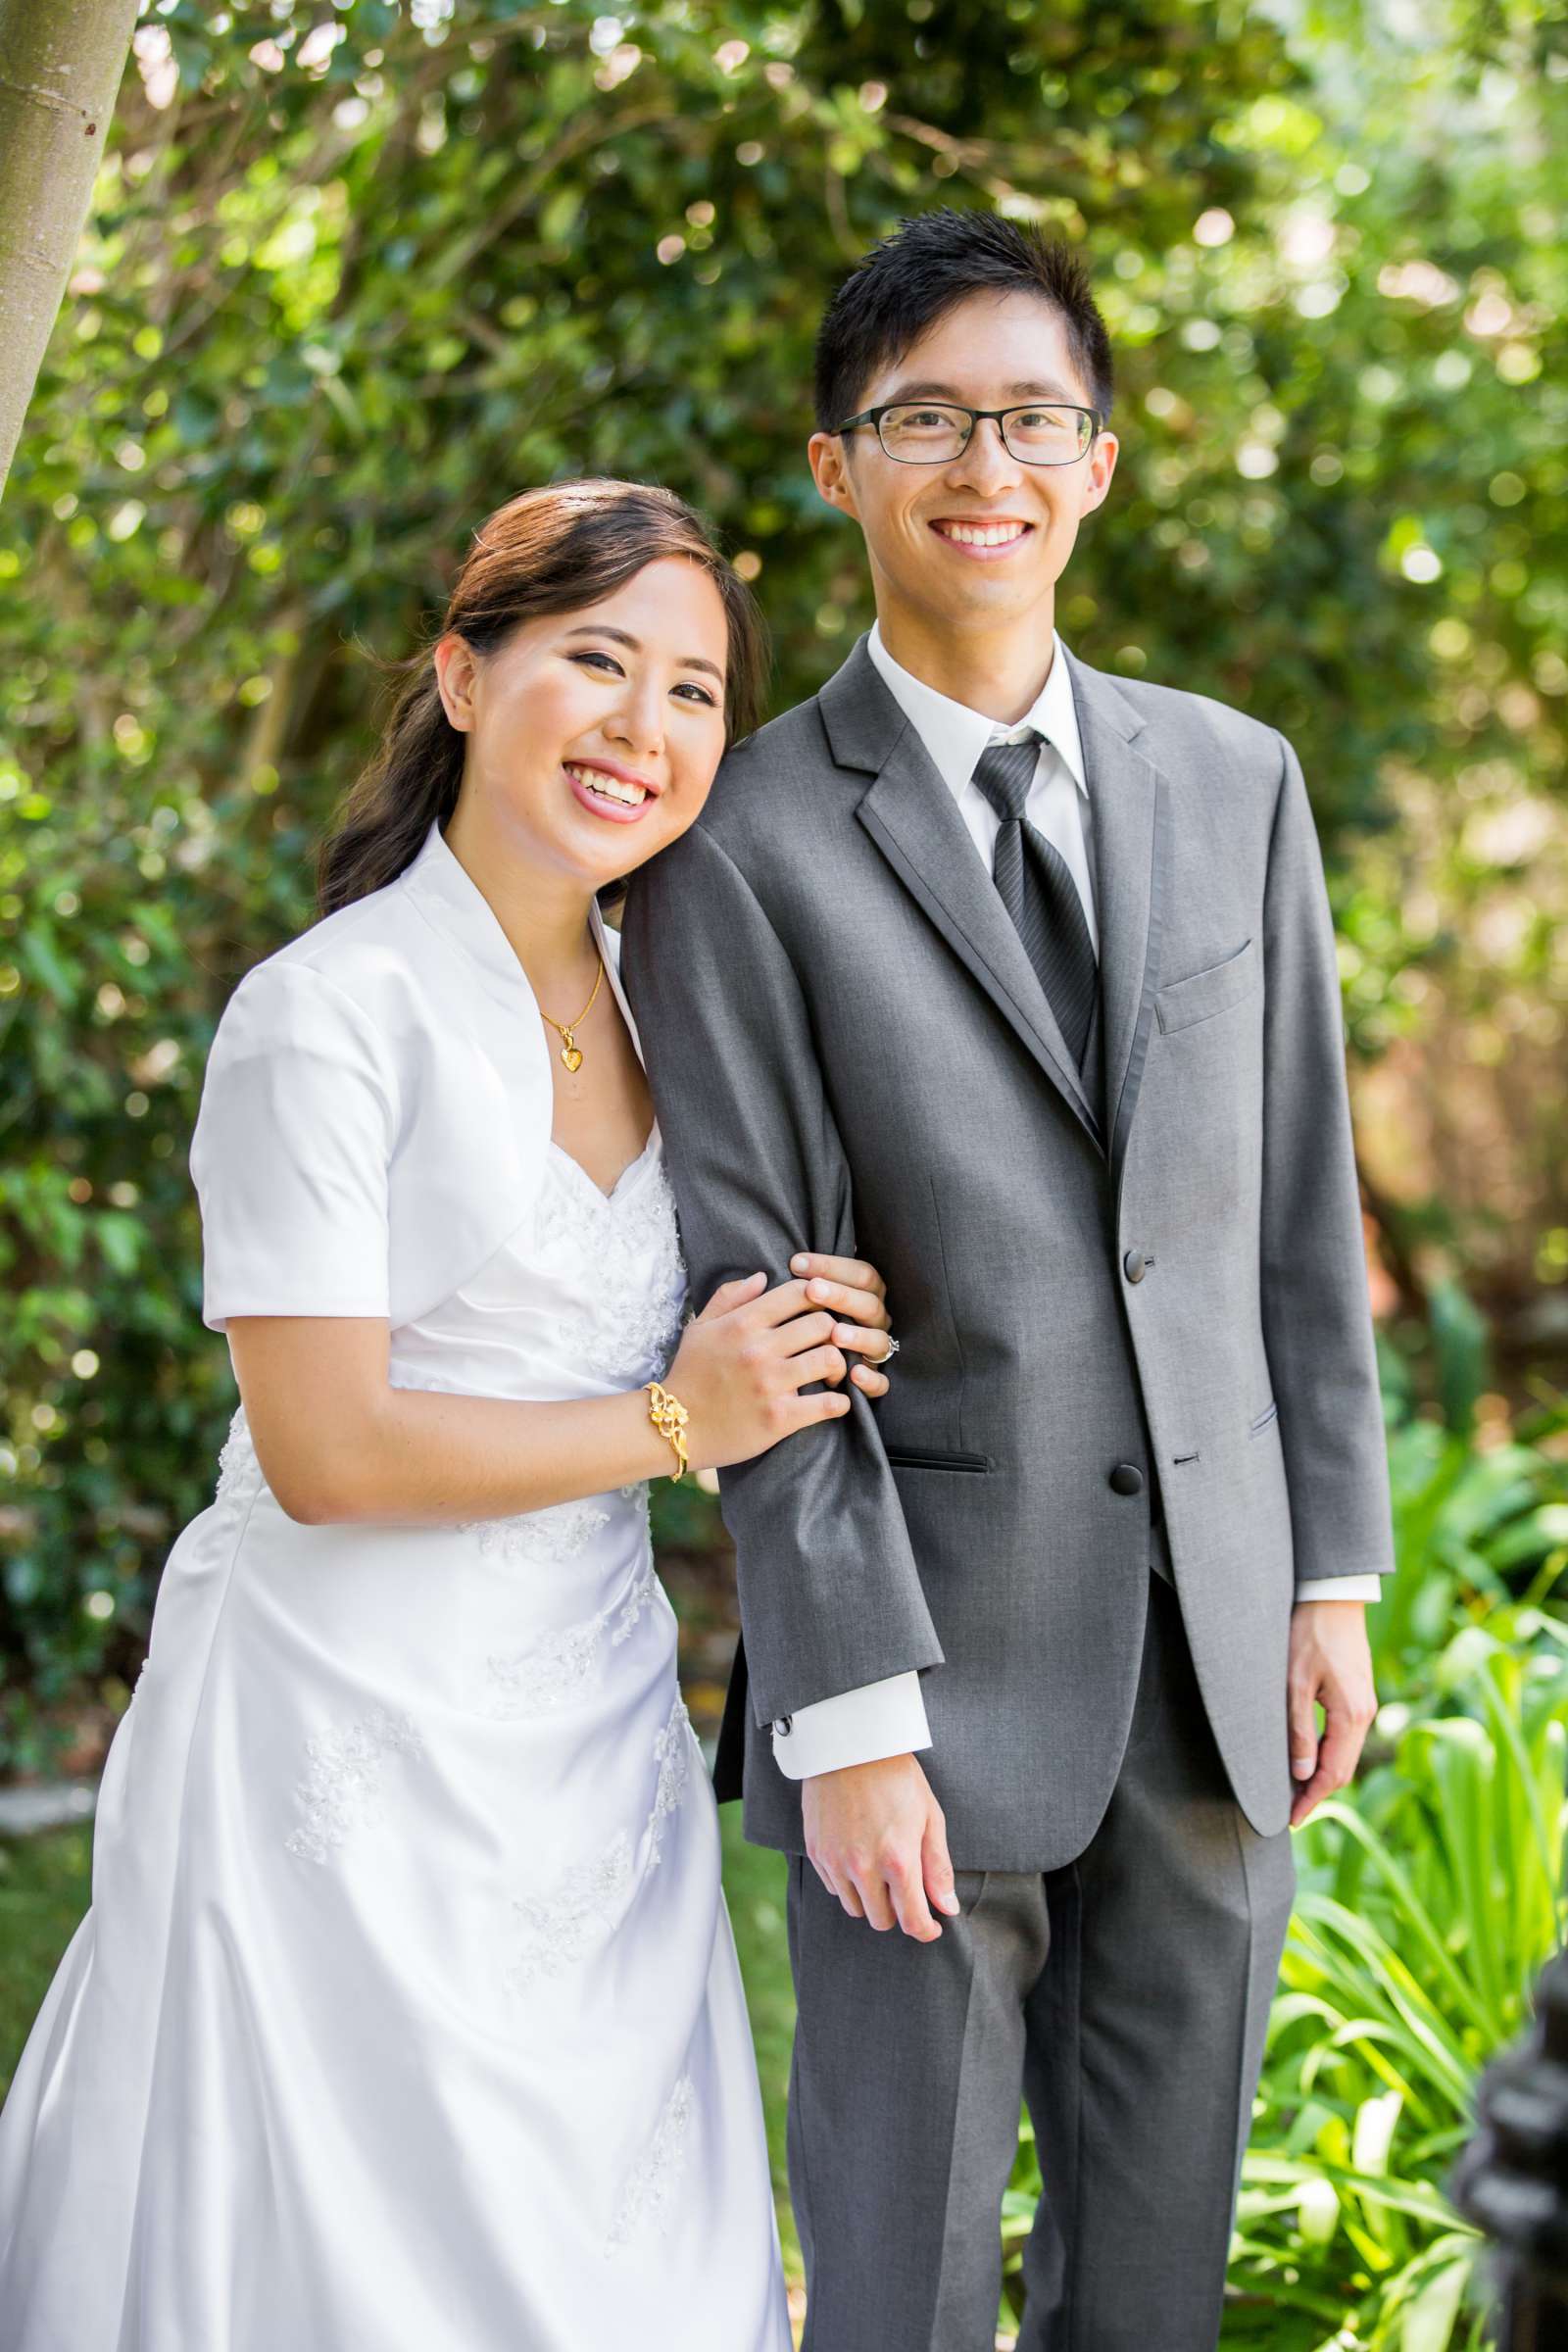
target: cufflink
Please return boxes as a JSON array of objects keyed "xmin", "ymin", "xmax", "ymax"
[{"xmin": 774, "ymin": 1716, "xmax": 793, "ymax": 1738}]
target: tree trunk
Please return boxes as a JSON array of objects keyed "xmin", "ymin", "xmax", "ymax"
[{"xmin": 0, "ymin": 0, "xmax": 139, "ymax": 499}]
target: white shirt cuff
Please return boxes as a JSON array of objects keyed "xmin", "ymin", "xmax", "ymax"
[
  {"xmin": 770, "ymin": 1670, "xmax": 932, "ymax": 1781},
  {"xmin": 767, "ymin": 1582, "xmax": 1379, "ymax": 1784}
]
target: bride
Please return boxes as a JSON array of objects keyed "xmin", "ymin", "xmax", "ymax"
[{"xmin": 0, "ymin": 479, "xmax": 900, "ymax": 2351}]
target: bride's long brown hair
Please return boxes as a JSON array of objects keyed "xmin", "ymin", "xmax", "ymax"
[{"xmin": 318, "ymin": 478, "xmax": 769, "ymax": 918}]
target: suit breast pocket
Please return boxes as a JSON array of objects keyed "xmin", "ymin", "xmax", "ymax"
[{"xmin": 1153, "ymin": 936, "xmax": 1261, "ymax": 1035}]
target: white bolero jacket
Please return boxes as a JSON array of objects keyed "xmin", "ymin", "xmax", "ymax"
[{"xmin": 189, "ymin": 815, "xmax": 646, "ymax": 1335}]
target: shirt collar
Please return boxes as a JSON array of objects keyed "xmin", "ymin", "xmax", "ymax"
[{"xmin": 865, "ymin": 618, "xmax": 1088, "ymax": 806}]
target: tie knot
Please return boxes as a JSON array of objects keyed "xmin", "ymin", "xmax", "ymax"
[{"xmin": 970, "ymin": 732, "xmax": 1042, "ymax": 824}]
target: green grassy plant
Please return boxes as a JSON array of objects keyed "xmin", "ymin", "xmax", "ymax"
[
  {"xmin": 1228, "ymin": 1614, "xmax": 1565, "ymax": 2347},
  {"xmin": 1002, "ymin": 1606, "xmax": 1568, "ymax": 2345}
]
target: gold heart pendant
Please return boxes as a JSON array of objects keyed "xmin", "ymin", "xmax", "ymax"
[{"xmin": 562, "ymin": 1045, "xmax": 584, "ymax": 1073}]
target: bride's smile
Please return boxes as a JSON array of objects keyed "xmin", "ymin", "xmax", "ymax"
[{"xmin": 433, "ymin": 555, "xmax": 732, "ymax": 901}]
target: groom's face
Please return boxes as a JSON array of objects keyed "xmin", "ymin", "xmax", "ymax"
[{"xmin": 808, "ymin": 290, "xmax": 1118, "ymax": 637}]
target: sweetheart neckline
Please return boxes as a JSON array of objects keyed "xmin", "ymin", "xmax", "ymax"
[{"xmin": 546, "ymin": 1123, "xmax": 662, "ymax": 1205}]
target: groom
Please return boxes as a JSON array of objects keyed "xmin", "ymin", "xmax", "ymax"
[{"xmin": 622, "ymin": 209, "xmax": 1391, "ymax": 2349}]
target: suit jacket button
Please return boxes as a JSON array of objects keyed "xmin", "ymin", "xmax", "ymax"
[
  {"xmin": 774, "ymin": 1716, "xmax": 793, "ymax": 1737},
  {"xmin": 1109, "ymin": 1462, "xmax": 1145, "ymax": 1496},
  {"xmin": 1123, "ymin": 1248, "xmax": 1147, "ymax": 1282}
]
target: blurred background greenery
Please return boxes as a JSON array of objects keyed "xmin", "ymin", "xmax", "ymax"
[{"xmin": 1, "ymin": 0, "xmax": 1565, "ymax": 2341}]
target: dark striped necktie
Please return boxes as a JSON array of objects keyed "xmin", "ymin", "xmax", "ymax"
[{"xmin": 970, "ymin": 731, "xmax": 1100, "ymax": 1073}]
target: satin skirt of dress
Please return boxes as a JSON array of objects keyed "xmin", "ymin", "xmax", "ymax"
[{"xmin": 0, "ymin": 1415, "xmax": 790, "ymax": 2352}]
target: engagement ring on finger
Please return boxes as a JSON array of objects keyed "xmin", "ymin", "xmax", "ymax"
[{"xmin": 879, "ymin": 1335, "xmax": 900, "ymax": 1365}]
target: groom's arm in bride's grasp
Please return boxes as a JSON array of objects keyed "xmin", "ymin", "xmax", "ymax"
[{"xmin": 622, "ymin": 821, "xmax": 957, "ymax": 1915}]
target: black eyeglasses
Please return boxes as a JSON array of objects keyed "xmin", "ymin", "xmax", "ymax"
[{"xmin": 834, "ymin": 400, "xmax": 1102, "ymax": 466}]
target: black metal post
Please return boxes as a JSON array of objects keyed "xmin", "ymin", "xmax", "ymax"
[{"xmin": 1452, "ymin": 1947, "xmax": 1568, "ymax": 2347}]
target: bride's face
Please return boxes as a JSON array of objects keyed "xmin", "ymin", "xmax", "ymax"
[{"xmin": 434, "ymin": 556, "xmax": 732, "ymax": 894}]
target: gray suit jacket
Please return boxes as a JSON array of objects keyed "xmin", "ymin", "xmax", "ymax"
[{"xmin": 621, "ymin": 634, "xmax": 1394, "ymax": 1869}]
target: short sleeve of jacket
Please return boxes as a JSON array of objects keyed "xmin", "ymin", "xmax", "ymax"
[{"xmin": 189, "ymin": 958, "xmax": 397, "ymax": 1332}]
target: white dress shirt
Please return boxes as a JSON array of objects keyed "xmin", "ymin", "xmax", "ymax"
[{"xmin": 770, "ymin": 625, "xmax": 1380, "ymax": 1783}]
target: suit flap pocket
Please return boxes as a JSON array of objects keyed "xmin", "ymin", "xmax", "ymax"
[
  {"xmin": 1154, "ymin": 936, "xmax": 1260, "ymax": 1035},
  {"xmin": 883, "ymin": 1446, "xmax": 991, "ymax": 1474}
]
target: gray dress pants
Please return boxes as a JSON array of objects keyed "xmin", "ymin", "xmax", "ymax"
[{"xmin": 784, "ymin": 1567, "xmax": 1297, "ymax": 2352}]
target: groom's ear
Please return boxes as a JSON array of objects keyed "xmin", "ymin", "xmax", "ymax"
[
  {"xmin": 1077, "ymin": 428, "xmax": 1121, "ymax": 519},
  {"xmin": 808, "ymin": 429, "xmax": 862, "ymax": 524}
]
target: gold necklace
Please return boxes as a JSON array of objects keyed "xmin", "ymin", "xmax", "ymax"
[{"xmin": 539, "ymin": 947, "xmax": 605, "ymax": 1073}]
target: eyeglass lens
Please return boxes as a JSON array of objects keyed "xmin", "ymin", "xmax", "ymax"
[{"xmin": 877, "ymin": 404, "xmax": 1092, "ymax": 465}]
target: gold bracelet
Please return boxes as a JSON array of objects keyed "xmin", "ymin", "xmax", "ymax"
[{"xmin": 644, "ymin": 1381, "xmax": 690, "ymax": 1483}]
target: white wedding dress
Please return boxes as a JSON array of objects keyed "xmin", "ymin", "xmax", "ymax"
[{"xmin": 0, "ymin": 1118, "xmax": 791, "ymax": 2349}]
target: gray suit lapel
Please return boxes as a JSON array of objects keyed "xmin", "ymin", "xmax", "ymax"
[
  {"xmin": 1062, "ymin": 645, "xmax": 1172, "ymax": 1192},
  {"xmin": 822, "ymin": 634, "xmax": 1172, "ymax": 1183},
  {"xmin": 825, "ymin": 638, "xmax": 1102, "ymax": 1153}
]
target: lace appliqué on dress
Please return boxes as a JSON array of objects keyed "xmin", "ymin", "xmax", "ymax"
[
  {"xmin": 645, "ymin": 1694, "xmax": 692, "ymax": 1874},
  {"xmin": 459, "ymin": 1478, "xmax": 646, "ymax": 1573},
  {"xmin": 534, "ymin": 1152, "xmax": 687, "ymax": 1387},
  {"xmin": 480, "ymin": 1617, "xmax": 601, "ymax": 1720},
  {"xmin": 460, "ymin": 1495, "xmax": 612, "ymax": 1562},
  {"xmin": 214, "ymin": 1406, "xmax": 263, "ymax": 1505},
  {"xmin": 507, "ymin": 1831, "xmax": 633, "ymax": 1991},
  {"xmin": 503, "ymin": 1672, "xmax": 692, "ymax": 1997},
  {"xmin": 608, "ymin": 2074, "xmax": 697, "ymax": 2251},
  {"xmin": 477, "ymin": 1555, "xmax": 659, "ymax": 1719},
  {"xmin": 284, "ymin": 1708, "xmax": 422, "ymax": 1865},
  {"xmin": 611, "ymin": 1552, "xmax": 658, "ymax": 1646}
]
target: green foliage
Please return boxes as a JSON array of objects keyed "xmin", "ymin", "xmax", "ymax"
[
  {"xmin": 0, "ymin": 0, "xmax": 1264, "ymax": 1753},
  {"xmin": 1226, "ymin": 1606, "xmax": 1568, "ymax": 2349},
  {"xmin": 720, "ymin": 1806, "xmax": 802, "ymax": 2274},
  {"xmin": 0, "ymin": 1823, "xmax": 92, "ymax": 2102},
  {"xmin": 1000, "ymin": 1383, "xmax": 1568, "ymax": 2342},
  {"xmin": 998, "ymin": 1593, "xmax": 1568, "ymax": 2346},
  {"xmin": 2, "ymin": 33, "xmax": 1563, "ymax": 2340},
  {"xmin": 1, "ymin": 3, "xmax": 1562, "ymax": 1759},
  {"xmin": 1371, "ymin": 1388, "xmax": 1568, "ymax": 1689},
  {"xmin": 9, "ymin": 1471, "xmax": 1565, "ymax": 2337}
]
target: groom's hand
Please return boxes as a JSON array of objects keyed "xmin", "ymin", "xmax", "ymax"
[
  {"xmin": 802, "ymin": 1754, "xmax": 960, "ymax": 1941},
  {"xmin": 1287, "ymin": 1598, "xmax": 1378, "ymax": 1829}
]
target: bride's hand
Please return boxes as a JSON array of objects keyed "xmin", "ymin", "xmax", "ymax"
[
  {"xmin": 664, "ymin": 1255, "xmax": 895, "ymax": 1474},
  {"xmin": 787, "ymin": 1251, "xmax": 894, "ymax": 1399}
]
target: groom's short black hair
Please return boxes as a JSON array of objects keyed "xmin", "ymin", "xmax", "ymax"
[{"xmin": 812, "ymin": 208, "xmax": 1114, "ymax": 433}]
